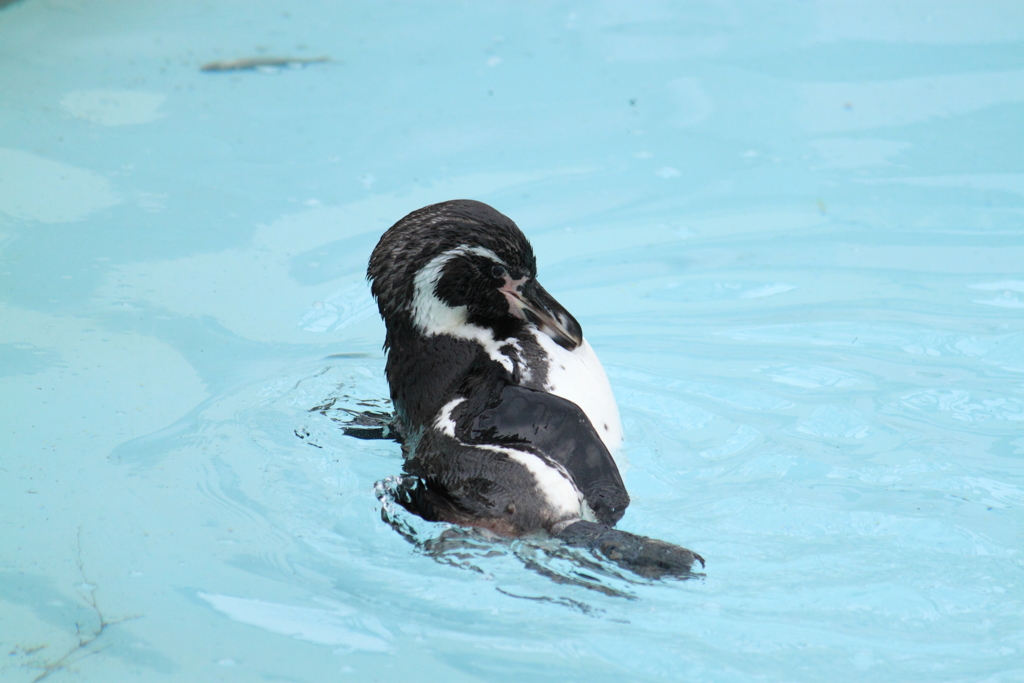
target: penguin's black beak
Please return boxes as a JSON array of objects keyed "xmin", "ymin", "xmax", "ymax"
[{"xmin": 501, "ymin": 278, "xmax": 583, "ymax": 350}]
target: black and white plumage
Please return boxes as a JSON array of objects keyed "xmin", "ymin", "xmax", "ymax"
[{"xmin": 366, "ymin": 199, "xmax": 702, "ymax": 577}]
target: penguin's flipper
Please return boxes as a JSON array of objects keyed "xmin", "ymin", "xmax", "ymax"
[
  {"xmin": 555, "ymin": 519, "xmax": 704, "ymax": 579},
  {"xmin": 460, "ymin": 384, "xmax": 629, "ymax": 526}
]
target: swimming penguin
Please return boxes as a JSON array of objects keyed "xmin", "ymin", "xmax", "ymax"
[{"xmin": 366, "ymin": 199, "xmax": 702, "ymax": 577}]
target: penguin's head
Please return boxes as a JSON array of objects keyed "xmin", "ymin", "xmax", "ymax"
[{"xmin": 369, "ymin": 200, "xmax": 582, "ymax": 350}]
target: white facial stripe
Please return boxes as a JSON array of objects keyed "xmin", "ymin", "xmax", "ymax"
[
  {"xmin": 409, "ymin": 245, "xmax": 505, "ymax": 326},
  {"xmin": 463, "ymin": 245, "xmax": 505, "ymax": 265},
  {"xmin": 410, "ymin": 245, "xmax": 519, "ymax": 375},
  {"xmin": 411, "ymin": 250, "xmax": 470, "ymax": 333}
]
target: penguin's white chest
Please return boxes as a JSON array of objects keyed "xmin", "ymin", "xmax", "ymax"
[{"xmin": 530, "ymin": 331, "xmax": 623, "ymax": 456}]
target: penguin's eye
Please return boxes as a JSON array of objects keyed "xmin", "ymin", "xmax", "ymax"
[{"xmin": 490, "ymin": 265, "xmax": 507, "ymax": 279}]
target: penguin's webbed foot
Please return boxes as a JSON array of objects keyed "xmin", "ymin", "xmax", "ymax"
[
  {"xmin": 554, "ymin": 520, "xmax": 704, "ymax": 579},
  {"xmin": 339, "ymin": 410, "xmax": 402, "ymax": 441}
]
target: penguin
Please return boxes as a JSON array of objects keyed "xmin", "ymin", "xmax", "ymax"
[{"xmin": 365, "ymin": 199, "xmax": 702, "ymax": 577}]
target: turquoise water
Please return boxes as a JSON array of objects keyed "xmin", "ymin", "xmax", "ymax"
[{"xmin": 2, "ymin": 1, "xmax": 1024, "ymax": 680}]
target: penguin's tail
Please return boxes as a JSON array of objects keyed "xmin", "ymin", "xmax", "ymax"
[{"xmin": 551, "ymin": 519, "xmax": 704, "ymax": 579}]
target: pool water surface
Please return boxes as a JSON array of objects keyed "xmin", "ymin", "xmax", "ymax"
[{"xmin": 1, "ymin": 1, "xmax": 1023, "ymax": 681}]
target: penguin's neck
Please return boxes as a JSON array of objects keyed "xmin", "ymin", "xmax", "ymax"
[{"xmin": 384, "ymin": 321, "xmax": 487, "ymax": 431}]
